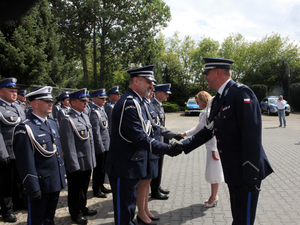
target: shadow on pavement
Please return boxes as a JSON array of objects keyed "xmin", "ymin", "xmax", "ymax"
[
  {"xmin": 264, "ymin": 127, "xmax": 281, "ymax": 129},
  {"xmin": 133, "ymin": 204, "xmax": 209, "ymax": 224}
]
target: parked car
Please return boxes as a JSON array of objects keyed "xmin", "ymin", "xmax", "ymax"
[
  {"xmin": 260, "ymin": 96, "xmax": 290, "ymax": 116},
  {"xmin": 185, "ymin": 97, "xmax": 202, "ymax": 115}
]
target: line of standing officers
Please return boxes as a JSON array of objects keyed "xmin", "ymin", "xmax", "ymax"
[{"xmin": 0, "ymin": 66, "xmax": 180, "ymax": 224}]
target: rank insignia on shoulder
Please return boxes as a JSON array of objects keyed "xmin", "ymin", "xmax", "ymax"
[
  {"xmin": 23, "ymin": 119, "xmax": 29, "ymax": 124},
  {"xmin": 236, "ymin": 82, "xmax": 244, "ymax": 88},
  {"xmin": 14, "ymin": 130, "xmax": 26, "ymax": 135},
  {"xmin": 125, "ymin": 105, "xmax": 136, "ymax": 110}
]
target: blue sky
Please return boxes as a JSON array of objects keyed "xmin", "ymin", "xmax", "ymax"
[{"xmin": 161, "ymin": 0, "xmax": 300, "ymax": 43}]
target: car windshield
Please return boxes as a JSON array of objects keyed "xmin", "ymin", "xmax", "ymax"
[
  {"xmin": 188, "ymin": 99, "xmax": 196, "ymax": 104},
  {"xmin": 269, "ymin": 99, "xmax": 276, "ymax": 104}
]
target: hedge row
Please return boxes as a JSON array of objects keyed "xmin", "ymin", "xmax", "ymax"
[
  {"xmin": 290, "ymin": 83, "xmax": 300, "ymax": 111},
  {"xmin": 162, "ymin": 102, "xmax": 181, "ymax": 112},
  {"xmin": 250, "ymin": 84, "xmax": 267, "ymax": 102}
]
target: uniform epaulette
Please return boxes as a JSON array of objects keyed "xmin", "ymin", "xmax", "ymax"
[
  {"xmin": 127, "ymin": 95, "xmax": 133, "ymax": 99},
  {"xmin": 22, "ymin": 119, "xmax": 30, "ymax": 124},
  {"xmin": 235, "ymin": 82, "xmax": 244, "ymax": 88}
]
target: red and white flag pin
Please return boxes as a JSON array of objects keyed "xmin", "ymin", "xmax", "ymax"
[{"xmin": 244, "ymin": 98, "xmax": 250, "ymax": 103}]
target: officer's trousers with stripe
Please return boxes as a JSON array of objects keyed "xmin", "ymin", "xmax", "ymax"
[
  {"xmin": 228, "ymin": 182, "xmax": 261, "ymax": 225},
  {"xmin": 109, "ymin": 176, "xmax": 139, "ymax": 225}
]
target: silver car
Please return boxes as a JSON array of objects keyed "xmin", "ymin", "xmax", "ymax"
[{"xmin": 260, "ymin": 96, "xmax": 290, "ymax": 116}]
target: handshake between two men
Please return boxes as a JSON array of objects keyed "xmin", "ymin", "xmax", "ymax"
[{"xmin": 165, "ymin": 134, "xmax": 185, "ymax": 157}]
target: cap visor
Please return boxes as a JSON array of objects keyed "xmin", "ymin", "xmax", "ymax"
[{"xmin": 40, "ymin": 98, "xmax": 53, "ymax": 102}]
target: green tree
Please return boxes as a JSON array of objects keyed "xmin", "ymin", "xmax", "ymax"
[
  {"xmin": 219, "ymin": 33, "xmax": 248, "ymax": 81},
  {"xmin": 241, "ymin": 33, "xmax": 300, "ymax": 97},
  {"xmin": 0, "ymin": 0, "xmax": 77, "ymax": 86},
  {"xmin": 190, "ymin": 36, "xmax": 219, "ymax": 94},
  {"xmin": 50, "ymin": 0, "xmax": 94, "ymax": 87}
]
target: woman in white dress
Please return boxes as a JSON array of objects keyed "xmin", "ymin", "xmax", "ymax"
[{"xmin": 178, "ymin": 91, "xmax": 224, "ymax": 207}]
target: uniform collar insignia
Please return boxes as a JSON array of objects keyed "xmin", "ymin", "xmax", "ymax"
[
  {"xmin": 34, "ymin": 119, "xmax": 41, "ymax": 125},
  {"xmin": 224, "ymin": 88, "xmax": 229, "ymax": 97}
]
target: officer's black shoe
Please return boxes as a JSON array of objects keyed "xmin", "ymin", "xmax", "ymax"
[
  {"xmin": 93, "ymin": 190, "xmax": 107, "ymax": 198},
  {"xmin": 82, "ymin": 208, "xmax": 97, "ymax": 216},
  {"xmin": 151, "ymin": 191, "xmax": 169, "ymax": 200},
  {"xmin": 101, "ymin": 186, "xmax": 112, "ymax": 193},
  {"xmin": 3, "ymin": 213, "xmax": 17, "ymax": 222},
  {"xmin": 71, "ymin": 214, "xmax": 88, "ymax": 224},
  {"xmin": 159, "ymin": 187, "xmax": 170, "ymax": 195}
]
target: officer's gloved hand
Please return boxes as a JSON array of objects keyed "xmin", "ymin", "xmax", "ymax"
[
  {"xmin": 0, "ymin": 158, "xmax": 10, "ymax": 168},
  {"xmin": 244, "ymin": 184, "xmax": 261, "ymax": 193},
  {"xmin": 166, "ymin": 142, "xmax": 184, "ymax": 157},
  {"xmin": 173, "ymin": 134, "xmax": 184, "ymax": 141},
  {"xmin": 29, "ymin": 190, "xmax": 42, "ymax": 205}
]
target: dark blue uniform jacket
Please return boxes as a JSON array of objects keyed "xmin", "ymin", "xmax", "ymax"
[
  {"xmin": 183, "ymin": 80, "xmax": 273, "ymax": 186},
  {"xmin": 106, "ymin": 88, "xmax": 168, "ymax": 179},
  {"xmin": 13, "ymin": 114, "xmax": 66, "ymax": 195}
]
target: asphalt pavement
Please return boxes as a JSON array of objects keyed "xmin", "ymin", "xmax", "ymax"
[{"xmin": 2, "ymin": 112, "xmax": 300, "ymax": 225}]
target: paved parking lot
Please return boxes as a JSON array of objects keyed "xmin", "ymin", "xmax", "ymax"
[{"xmin": 1, "ymin": 112, "xmax": 300, "ymax": 224}]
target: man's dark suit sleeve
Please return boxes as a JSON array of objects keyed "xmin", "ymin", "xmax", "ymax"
[
  {"xmin": 235, "ymin": 87, "xmax": 262, "ymax": 185},
  {"xmin": 182, "ymin": 127, "xmax": 214, "ymax": 154},
  {"xmin": 120, "ymin": 99, "xmax": 168, "ymax": 156}
]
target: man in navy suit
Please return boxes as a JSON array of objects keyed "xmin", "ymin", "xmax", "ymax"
[
  {"xmin": 13, "ymin": 86, "xmax": 66, "ymax": 225},
  {"xmin": 105, "ymin": 65, "xmax": 183, "ymax": 225},
  {"xmin": 181, "ymin": 57, "xmax": 274, "ymax": 225}
]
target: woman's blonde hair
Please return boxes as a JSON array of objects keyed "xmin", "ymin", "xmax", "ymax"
[{"xmin": 195, "ymin": 91, "xmax": 212, "ymax": 108}]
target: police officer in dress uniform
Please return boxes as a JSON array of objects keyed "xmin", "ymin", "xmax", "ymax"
[
  {"xmin": 180, "ymin": 57, "xmax": 274, "ymax": 225},
  {"xmin": 104, "ymin": 86, "xmax": 120, "ymax": 134},
  {"xmin": 56, "ymin": 92, "xmax": 70, "ymax": 125},
  {"xmin": 150, "ymin": 83, "xmax": 182, "ymax": 200},
  {"xmin": 82, "ymin": 91, "xmax": 91, "ymax": 117},
  {"xmin": 15, "ymin": 89, "xmax": 27, "ymax": 111},
  {"xmin": 0, "ymin": 78, "xmax": 26, "ymax": 222},
  {"xmin": 60, "ymin": 88, "xmax": 97, "ymax": 225},
  {"xmin": 52, "ymin": 95, "xmax": 62, "ymax": 121},
  {"xmin": 90, "ymin": 89, "xmax": 111, "ymax": 198},
  {"xmin": 26, "ymin": 87, "xmax": 54, "ymax": 120},
  {"xmin": 105, "ymin": 65, "xmax": 183, "ymax": 225},
  {"xmin": 13, "ymin": 86, "xmax": 66, "ymax": 225}
]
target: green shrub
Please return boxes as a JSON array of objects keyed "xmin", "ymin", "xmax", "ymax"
[
  {"xmin": 290, "ymin": 83, "xmax": 300, "ymax": 111},
  {"xmin": 162, "ymin": 102, "xmax": 181, "ymax": 112},
  {"xmin": 250, "ymin": 84, "xmax": 267, "ymax": 102}
]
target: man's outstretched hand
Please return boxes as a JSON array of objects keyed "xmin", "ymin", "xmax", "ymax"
[
  {"xmin": 173, "ymin": 134, "xmax": 184, "ymax": 141},
  {"xmin": 166, "ymin": 142, "xmax": 184, "ymax": 157}
]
